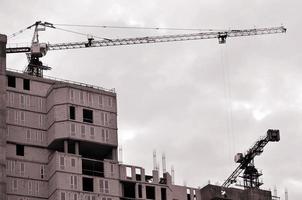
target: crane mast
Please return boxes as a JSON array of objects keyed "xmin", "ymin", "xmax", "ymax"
[
  {"xmin": 222, "ymin": 129, "xmax": 280, "ymax": 189},
  {"xmin": 5, "ymin": 21, "xmax": 286, "ymax": 77}
]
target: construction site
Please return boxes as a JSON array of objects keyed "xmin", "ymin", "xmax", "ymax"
[{"xmin": 0, "ymin": 21, "xmax": 288, "ymax": 200}]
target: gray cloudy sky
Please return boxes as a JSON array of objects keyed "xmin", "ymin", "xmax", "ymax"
[{"xmin": 1, "ymin": 0, "xmax": 301, "ymax": 199}]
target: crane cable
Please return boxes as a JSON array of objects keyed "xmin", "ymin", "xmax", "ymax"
[
  {"xmin": 220, "ymin": 44, "xmax": 235, "ymax": 162},
  {"xmin": 8, "ymin": 26, "xmax": 32, "ymax": 39},
  {"xmin": 54, "ymin": 27, "xmax": 111, "ymax": 40},
  {"xmin": 53, "ymin": 23, "xmax": 232, "ymax": 32},
  {"xmin": 8, "ymin": 23, "xmax": 112, "ymax": 41}
]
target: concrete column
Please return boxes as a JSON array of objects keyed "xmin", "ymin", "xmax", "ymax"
[
  {"xmin": 64, "ymin": 140, "xmax": 68, "ymax": 153},
  {"xmin": 0, "ymin": 34, "xmax": 7, "ymax": 200},
  {"xmin": 75, "ymin": 142, "xmax": 79, "ymax": 155},
  {"xmin": 163, "ymin": 172, "xmax": 172, "ymax": 186},
  {"xmin": 142, "ymin": 185, "xmax": 146, "ymax": 200},
  {"xmin": 141, "ymin": 168, "xmax": 146, "ymax": 182},
  {"xmin": 155, "ymin": 186, "xmax": 161, "ymax": 200},
  {"xmin": 135, "ymin": 183, "xmax": 138, "ymax": 199},
  {"xmin": 112, "ymin": 148, "xmax": 117, "ymax": 161},
  {"xmin": 152, "ymin": 170, "xmax": 159, "ymax": 184}
]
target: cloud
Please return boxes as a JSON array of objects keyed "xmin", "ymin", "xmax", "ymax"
[{"xmin": 1, "ymin": 0, "xmax": 300, "ymax": 198}]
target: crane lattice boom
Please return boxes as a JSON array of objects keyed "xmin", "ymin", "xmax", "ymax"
[
  {"xmin": 6, "ymin": 26, "xmax": 286, "ymax": 53},
  {"xmin": 222, "ymin": 129, "xmax": 280, "ymax": 188},
  {"xmin": 5, "ymin": 21, "xmax": 286, "ymax": 77}
]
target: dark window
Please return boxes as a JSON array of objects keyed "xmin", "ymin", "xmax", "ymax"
[
  {"xmin": 23, "ymin": 79, "xmax": 30, "ymax": 90},
  {"xmin": 161, "ymin": 188, "xmax": 167, "ymax": 200},
  {"xmin": 82, "ymin": 159, "xmax": 104, "ymax": 177},
  {"xmin": 83, "ymin": 109, "xmax": 93, "ymax": 123},
  {"xmin": 16, "ymin": 144, "xmax": 24, "ymax": 156},
  {"xmin": 146, "ymin": 186, "xmax": 155, "ymax": 200},
  {"xmin": 68, "ymin": 141, "xmax": 75, "ymax": 154},
  {"xmin": 122, "ymin": 182, "xmax": 136, "ymax": 198},
  {"xmin": 138, "ymin": 184, "xmax": 143, "ymax": 198},
  {"xmin": 7, "ymin": 76, "xmax": 16, "ymax": 88},
  {"xmin": 69, "ymin": 106, "xmax": 75, "ymax": 120},
  {"xmin": 82, "ymin": 177, "xmax": 94, "ymax": 192}
]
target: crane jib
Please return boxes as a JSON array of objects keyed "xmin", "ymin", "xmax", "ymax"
[{"xmin": 6, "ymin": 26, "xmax": 286, "ymax": 54}]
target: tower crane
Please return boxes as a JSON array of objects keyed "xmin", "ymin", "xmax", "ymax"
[
  {"xmin": 6, "ymin": 21, "xmax": 286, "ymax": 77},
  {"xmin": 222, "ymin": 129, "xmax": 280, "ymax": 189}
]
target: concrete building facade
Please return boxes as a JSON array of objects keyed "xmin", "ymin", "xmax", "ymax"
[{"xmin": 0, "ymin": 34, "xmax": 274, "ymax": 200}]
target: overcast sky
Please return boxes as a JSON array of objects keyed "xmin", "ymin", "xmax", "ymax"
[{"xmin": 1, "ymin": 0, "xmax": 301, "ymax": 199}]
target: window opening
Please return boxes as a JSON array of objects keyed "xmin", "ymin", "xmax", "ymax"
[
  {"xmin": 122, "ymin": 182, "xmax": 135, "ymax": 199},
  {"xmin": 12, "ymin": 179, "xmax": 18, "ymax": 191},
  {"xmin": 39, "ymin": 115, "xmax": 43, "ymax": 127},
  {"xmin": 7, "ymin": 75, "xmax": 16, "ymax": 88},
  {"xmin": 38, "ymin": 98, "xmax": 43, "ymax": 111},
  {"xmin": 108, "ymin": 97, "xmax": 113, "ymax": 107},
  {"xmin": 35, "ymin": 182, "xmax": 39, "ymax": 195},
  {"xmin": 71, "ymin": 175, "xmax": 78, "ymax": 189},
  {"xmin": 70, "ymin": 89, "xmax": 74, "ymax": 101},
  {"xmin": 20, "ymin": 162, "xmax": 25, "ymax": 176},
  {"xmin": 187, "ymin": 188, "xmax": 191, "ymax": 200},
  {"xmin": 60, "ymin": 156, "xmax": 65, "ymax": 169},
  {"xmin": 70, "ymin": 123, "xmax": 76, "ymax": 136},
  {"xmin": 20, "ymin": 111, "xmax": 25, "ymax": 124},
  {"xmin": 88, "ymin": 93, "xmax": 93, "ymax": 105},
  {"xmin": 138, "ymin": 184, "xmax": 143, "ymax": 198},
  {"xmin": 161, "ymin": 188, "xmax": 167, "ymax": 200},
  {"xmin": 71, "ymin": 158, "xmax": 76, "ymax": 167},
  {"xmin": 69, "ymin": 106, "xmax": 76, "ymax": 120},
  {"xmin": 20, "ymin": 95, "xmax": 25, "ymax": 108},
  {"xmin": 40, "ymin": 165, "xmax": 45, "ymax": 179},
  {"xmin": 146, "ymin": 186, "xmax": 156, "ymax": 200},
  {"xmin": 9, "ymin": 92, "xmax": 14, "ymax": 105},
  {"xmin": 136, "ymin": 168, "xmax": 142, "ymax": 181},
  {"xmin": 82, "ymin": 159, "xmax": 104, "ymax": 177},
  {"xmin": 98, "ymin": 95, "xmax": 103, "ymax": 106},
  {"xmin": 16, "ymin": 144, "xmax": 24, "ymax": 156},
  {"xmin": 90, "ymin": 127, "xmax": 95, "ymax": 139},
  {"xmin": 28, "ymin": 180, "xmax": 33, "ymax": 194},
  {"xmin": 26, "ymin": 129, "xmax": 31, "ymax": 142},
  {"xmin": 82, "ymin": 177, "xmax": 94, "ymax": 192},
  {"xmin": 61, "ymin": 192, "xmax": 66, "ymax": 200},
  {"xmin": 126, "ymin": 167, "xmax": 132, "ymax": 179},
  {"xmin": 110, "ymin": 164, "xmax": 114, "ymax": 176},
  {"xmin": 81, "ymin": 125, "xmax": 85, "ymax": 137},
  {"xmin": 80, "ymin": 91, "xmax": 84, "ymax": 104},
  {"xmin": 104, "ymin": 180, "xmax": 109, "ymax": 193},
  {"xmin": 26, "ymin": 96, "xmax": 30, "ymax": 108},
  {"xmin": 83, "ymin": 109, "xmax": 93, "ymax": 123},
  {"xmin": 68, "ymin": 141, "xmax": 75, "ymax": 154},
  {"xmin": 23, "ymin": 79, "xmax": 30, "ymax": 90}
]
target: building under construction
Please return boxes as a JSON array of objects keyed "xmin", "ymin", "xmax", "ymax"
[{"xmin": 0, "ymin": 27, "xmax": 282, "ymax": 200}]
